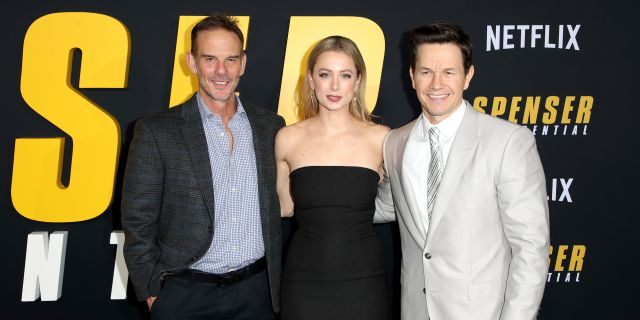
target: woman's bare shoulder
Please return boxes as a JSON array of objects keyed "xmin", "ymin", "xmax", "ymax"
[
  {"xmin": 276, "ymin": 119, "xmax": 315, "ymax": 151},
  {"xmin": 363, "ymin": 122, "xmax": 391, "ymax": 141}
]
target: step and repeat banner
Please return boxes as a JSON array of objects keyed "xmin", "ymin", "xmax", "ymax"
[{"xmin": 2, "ymin": 0, "xmax": 636, "ymax": 319}]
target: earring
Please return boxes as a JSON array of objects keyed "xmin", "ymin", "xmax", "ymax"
[{"xmin": 310, "ymin": 89, "xmax": 317, "ymax": 106}]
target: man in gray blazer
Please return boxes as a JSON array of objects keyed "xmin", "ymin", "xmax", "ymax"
[
  {"xmin": 122, "ymin": 14, "xmax": 285, "ymax": 319},
  {"xmin": 376, "ymin": 23, "xmax": 550, "ymax": 319}
]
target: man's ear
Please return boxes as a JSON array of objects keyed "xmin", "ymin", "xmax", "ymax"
[
  {"xmin": 239, "ymin": 51, "xmax": 247, "ymax": 76},
  {"xmin": 464, "ymin": 65, "xmax": 475, "ymax": 90},
  {"xmin": 409, "ymin": 66, "xmax": 416, "ymax": 89},
  {"xmin": 186, "ymin": 51, "xmax": 198, "ymax": 74}
]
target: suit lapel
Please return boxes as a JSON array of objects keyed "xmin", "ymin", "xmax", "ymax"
[
  {"xmin": 181, "ymin": 96, "xmax": 216, "ymax": 218},
  {"xmin": 242, "ymin": 101, "xmax": 271, "ymax": 244},
  {"xmin": 394, "ymin": 123, "xmax": 412, "ymax": 187},
  {"xmin": 395, "ymin": 120, "xmax": 428, "ymax": 243},
  {"xmin": 426, "ymin": 102, "xmax": 479, "ymax": 245}
]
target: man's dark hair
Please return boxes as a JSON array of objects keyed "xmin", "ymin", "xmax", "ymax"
[
  {"xmin": 408, "ymin": 22, "xmax": 473, "ymax": 74},
  {"xmin": 191, "ymin": 13, "xmax": 244, "ymax": 54}
]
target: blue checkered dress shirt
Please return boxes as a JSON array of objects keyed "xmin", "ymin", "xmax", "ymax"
[{"xmin": 190, "ymin": 94, "xmax": 264, "ymax": 273}]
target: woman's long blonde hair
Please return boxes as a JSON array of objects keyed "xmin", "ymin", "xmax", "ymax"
[{"xmin": 296, "ymin": 36, "xmax": 371, "ymax": 122}]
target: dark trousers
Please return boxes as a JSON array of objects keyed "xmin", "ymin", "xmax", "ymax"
[{"xmin": 150, "ymin": 270, "xmax": 275, "ymax": 320}]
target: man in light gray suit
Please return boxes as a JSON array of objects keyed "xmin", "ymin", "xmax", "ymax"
[
  {"xmin": 376, "ymin": 23, "xmax": 550, "ymax": 319},
  {"xmin": 122, "ymin": 14, "xmax": 284, "ymax": 319}
]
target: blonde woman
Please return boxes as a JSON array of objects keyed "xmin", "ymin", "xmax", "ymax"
[{"xmin": 276, "ymin": 36, "xmax": 390, "ymax": 320}]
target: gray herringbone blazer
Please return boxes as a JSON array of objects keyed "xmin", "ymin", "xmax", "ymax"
[{"xmin": 121, "ymin": 95, "xmax": 285, "ymax": 312}]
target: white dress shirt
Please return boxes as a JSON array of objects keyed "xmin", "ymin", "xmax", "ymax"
[{"xmin": 403, "ymin": 101, "xmax": 466, "ymax": 232}]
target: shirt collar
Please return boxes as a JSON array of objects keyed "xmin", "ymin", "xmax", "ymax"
[
  {"xmin": 196, "ymin": 93, "xmax": 246, "ymax": 121},
  {"xmin": 420, "ymin": 100, "xmax": 466, "ymax": 143}
]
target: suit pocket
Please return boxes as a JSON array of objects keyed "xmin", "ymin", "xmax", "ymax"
[
  {"xmin": 468, "ymin": 278, "xmax": 507, "ymax": 301},
  {"xmin": 149, "ymin": 283, "xmax": 166, "ymax": 314}
]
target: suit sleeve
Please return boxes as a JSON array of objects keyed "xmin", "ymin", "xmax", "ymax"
[
  {"xmin": 374, "ymin": 132, "xmax": 397, "ymax": 223},
  {"xmin": 121, "ymin": 118, "xmax": 164, "ymax": 301},
  {"xmin": 276, "ymin": 114, "xmax": 286, "ymax": 131},
  {"xmin": 497, "ymin": 127, "xmax": 550, "ymax": 320}
]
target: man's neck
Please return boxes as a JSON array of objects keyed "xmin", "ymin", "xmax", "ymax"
[{"xmin": 201, "ymin": 93, "xmax": 238, "ymax": 126}]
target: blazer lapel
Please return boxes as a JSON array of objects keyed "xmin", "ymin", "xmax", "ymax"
[
  {"xmin": 394, "ymin": 123, "xmax": 412, "ymax": 188},
  {"xmin": 395, "ymin": 120, "xmax": 428, "ymax": 243},
  {"xmin": 426, "ymin": 102, "xmax": 479, "ymax": 245},
  {"xmin": 242, "ymin": 101, "xmax": 271, "ymax": 242},
  {"xmin": 181, "ymin": 96, "xmax": 216, "ymax": 218}
]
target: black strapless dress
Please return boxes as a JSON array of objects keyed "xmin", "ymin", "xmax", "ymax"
[{"xmin": 281, "ymin": 166, "xmax": 389, "ymax": 320}]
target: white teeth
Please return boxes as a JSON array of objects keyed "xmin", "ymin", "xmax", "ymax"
[{"xmin": 429, "ymin": 94, "xmax": 448, "ymax": 99}]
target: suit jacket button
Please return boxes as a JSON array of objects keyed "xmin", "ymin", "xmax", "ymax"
[
  {"xmin": 424, "ymin": 252, "xmax": 432, "ymax": 260},
  {"xmin": 192, "ymin": 256, "xmax": 197, "ymax": 261},
  {"xmin": 207, "ymin": 225, "xmax": 213, "ymax": 233},
  {"xmin": 422, "ymin": 288, "xmax": 426, "ymax": 294}
]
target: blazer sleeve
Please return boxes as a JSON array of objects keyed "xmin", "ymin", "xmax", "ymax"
[
  {"xmin": 374, "ymin": 132, "xmax": 397, "ymax": 223},
  {"xmin": 121, "ymin": 118, "xmax": 164, "ymax": 301},
  {"xmin": 497, "ymin": 126, "xmax": 550, "ymax": 320},
  {"xmin": 275, "ymin": 114, "xmax": 286, "ymax": 133}
]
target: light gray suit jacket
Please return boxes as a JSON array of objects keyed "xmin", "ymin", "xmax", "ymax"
[
  {"xmin": 376, "ymin": 101, "xmax": 549, "ymax": 320},
  {"xmin": 121, "ymin": 95, "xmax": 285, "ymax": 311}
]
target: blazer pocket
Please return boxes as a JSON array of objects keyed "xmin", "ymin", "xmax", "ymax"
[
  {"xmin": 149, "ymin": 283, "xmax": 166, "ymax": 314},
  {"xmin": 468, "ymin": 278, "xmax": 507, "ymax": 301},
  {"xmin": 149, "ymin": 293, "xmax": 161, "ymax": 314}
]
